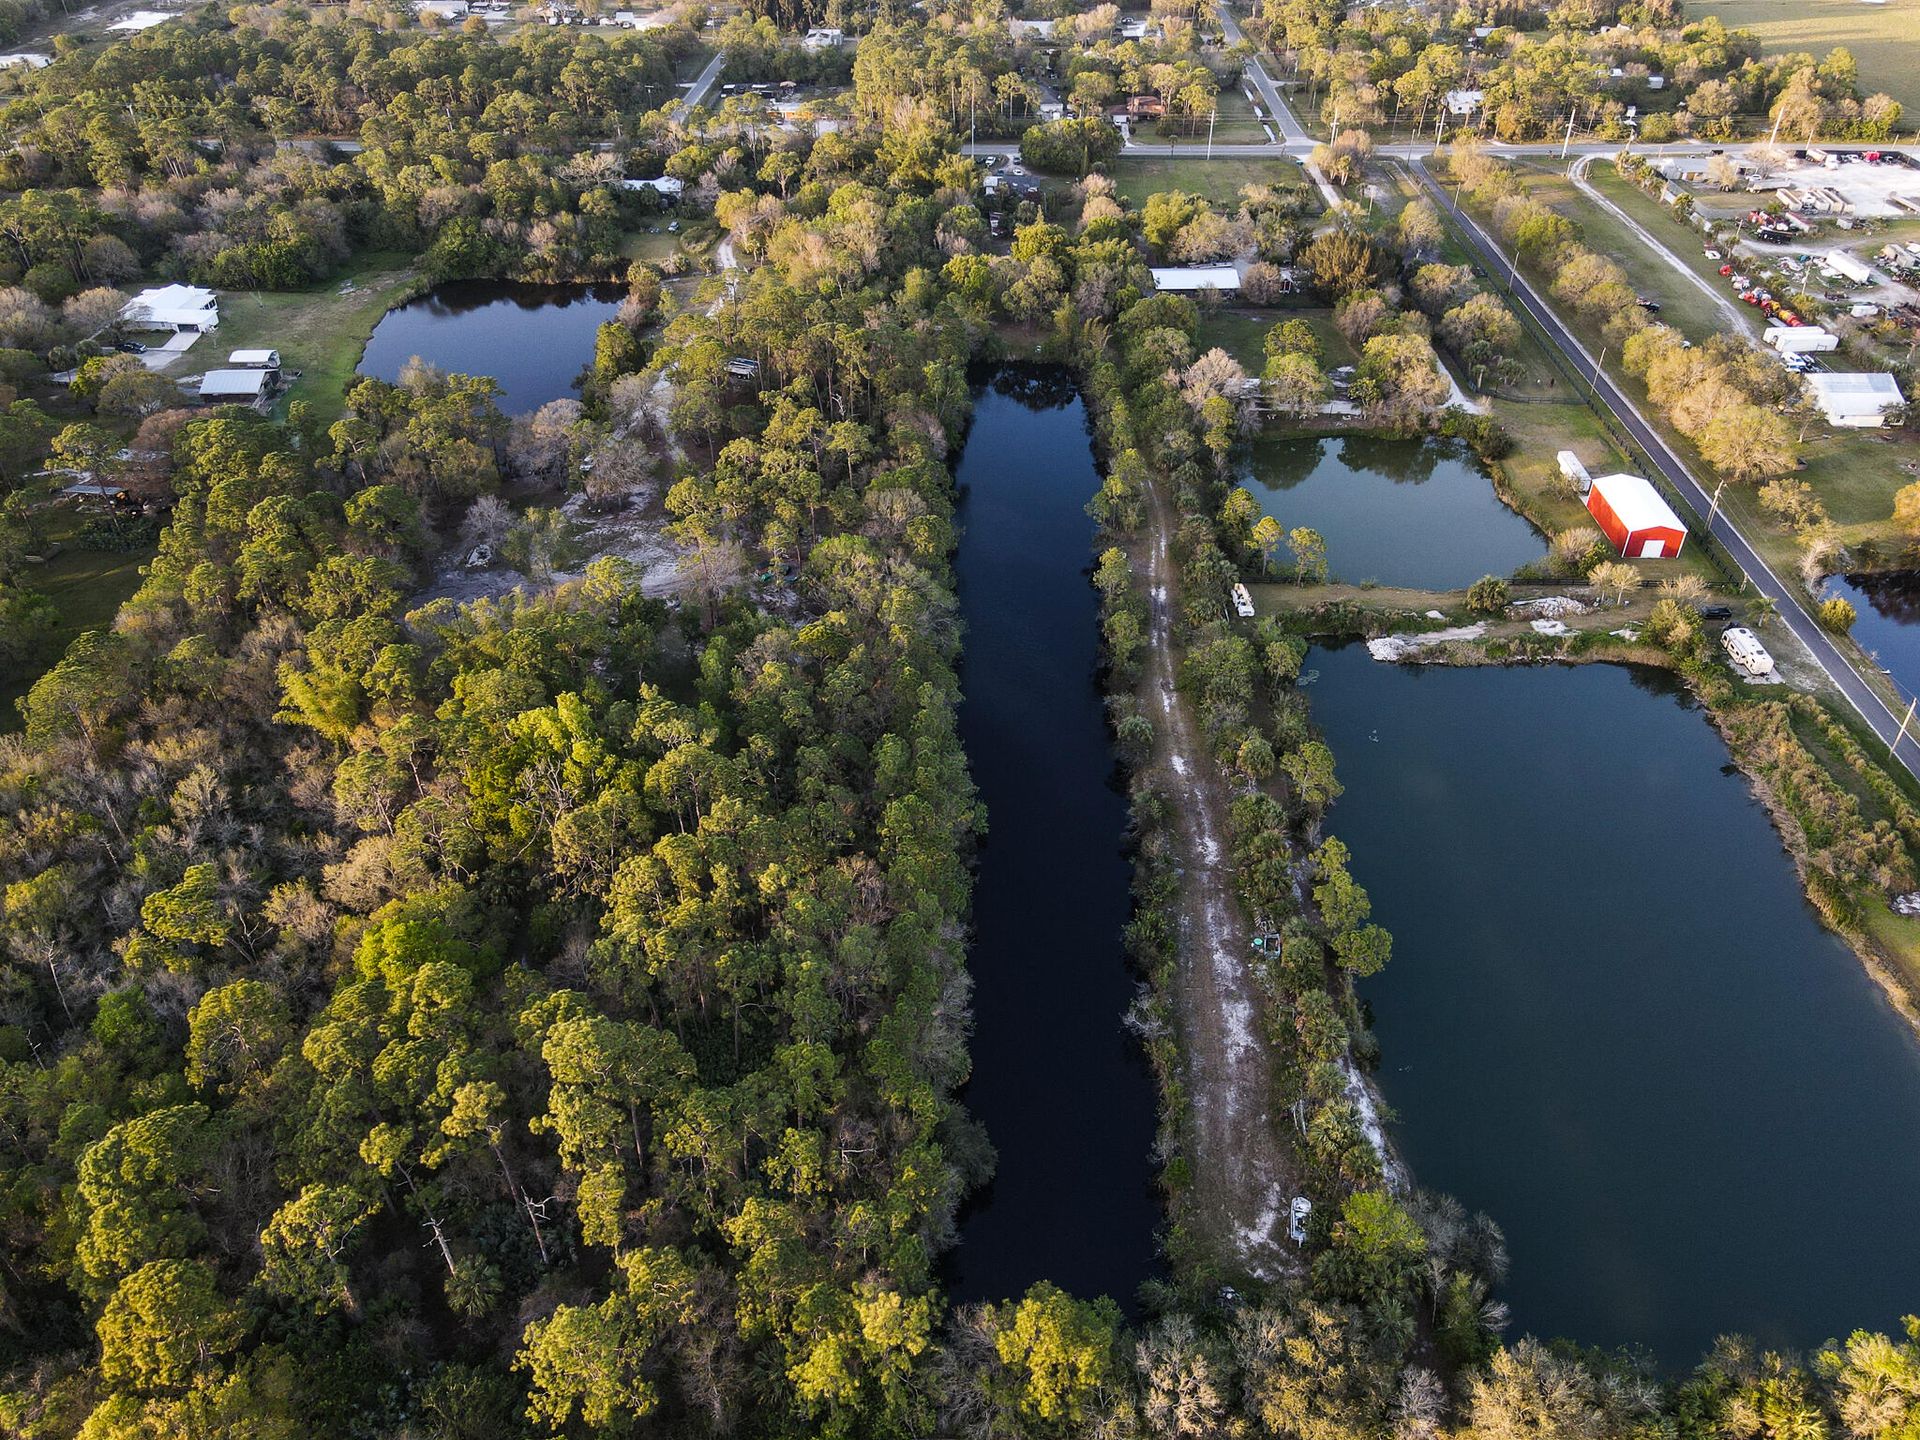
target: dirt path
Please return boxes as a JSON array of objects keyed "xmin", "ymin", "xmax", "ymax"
[
  {"xmin": 1568, "ymin": 156, "xmax": 1758, "ymax": 338},
  {"xmin": 1138, "ymin": 474, "xmax": 1305, "ymax": 1282}
]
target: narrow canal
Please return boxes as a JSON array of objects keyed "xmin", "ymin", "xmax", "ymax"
[
  {"xmin": 1236, "ymin": 435, "xmax": 1545, "ymax": 588},
  {"xmin": 358, "ymin": 280, "xmax": 626, "ymax": 414},
  {"xmin": 1307, "ymin": 644, "xmax": 1920, "ymax": 1363},
  {"xmin": 944, "ymin": 368, "xmax": 1159, "ymax": 1309}
]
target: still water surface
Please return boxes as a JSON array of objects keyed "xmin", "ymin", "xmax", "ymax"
[
  {"xmin": 1825, "ymin": 572, "xmax": 1920, "ymax": 705},
  {"xmin": 945, "ymin": 369, "xmax": 1159, "ymax": 1309},
  {"xmin": 1308, "ymin": 643, "xmax": 1920, "ymax": 1363},
  {"xmin": 1237, "ymin": 435, "xmax": 1545, "ymax": 589},
  {"xmin": 358, "ymin": 280, "xmax": 625, "ymax": 414}
]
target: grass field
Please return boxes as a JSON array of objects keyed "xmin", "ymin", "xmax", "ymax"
[
  {"xmin": 1195, "ymin": 308, "xmax": 1358, "ymax": 371},
  {"xmin": 209, "ymin": 252, "xmax": 424, "ymax": 427},
  {"xmin": 1687, "ymin": 0, "xmax": 1920, "ymax": 115},
  {"xmin": 1107, "ymin": 155, "xmax": 1309, "ymax": 211}
]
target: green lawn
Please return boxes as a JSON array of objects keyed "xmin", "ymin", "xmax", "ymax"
[
  {"xmin": 1196, "ymin": 307, "xmax": 1359, "ymax": 372},
  {"xmin": 210, "ymin": 252, "xmax": 424, "ymax": 427},
  {"xmin": 1687, "ymin": 0, "xmax": 1920, "ymax": 115},
  {"xmin": 2, "ymin": 495, "xmax": 153, "ymax": 727},
  {"xmin": 1107, "ymin": 155, "xmax": 1311, "ymax": 211},
  {"xmin": 1518, "ymin": 162, "xmax": 1747, "ymax": 344}
]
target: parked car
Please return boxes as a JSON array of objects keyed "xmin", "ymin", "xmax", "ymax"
[
  {"xmin": 117, "ymin": 340, "xmax": 147, "ymax": 354},
  {"xmin": 1288, "ymin": 1196, "xmax": 1311, "ymax": 1244}
]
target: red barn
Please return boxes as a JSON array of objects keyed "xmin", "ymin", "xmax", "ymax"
[{"xmin": 1585, "ymin": 472, "xmax": 1687, "ymax": 559}]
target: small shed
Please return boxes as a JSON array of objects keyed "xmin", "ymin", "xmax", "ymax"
[
  {"xmin": 1557, "ymin": 450, "xmax": 1591, "ymax": 493},
  {"xmin": 1585, "ymin": 472, "xmax": 1686, "ymax": 559},
  {"xmin": 198, "ymin": 369, "xmax": 272, "ymax": 402},
  {"xmin": 228, "ymin": 348, "xmax": 281, "ymax": 368}
]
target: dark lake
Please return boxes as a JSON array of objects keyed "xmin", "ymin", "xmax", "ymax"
[
  {"xmin": 1306, "ymin": 643, "xmax": 1920, "ymax": 1364},
  {"xmin": 1237, "ymin": 435, "xmax": 1545, "ymax": 589},
  {"xmin": 1825, "ymin": 572, "xmax": 1920, "ymax": 706},
  {"xmin": 357, "ymin": 280, "xmax": 626, "ymax": 414},
  {"xmin": 944, "ymin": 367, "xmax": 1159, "ymax": 1310}
]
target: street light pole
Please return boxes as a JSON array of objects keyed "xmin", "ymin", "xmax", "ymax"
[{"xmin": 1707, "ymin": 477, "xmax": 1727, "ymax": 528}]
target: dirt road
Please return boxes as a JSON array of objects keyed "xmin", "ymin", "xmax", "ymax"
[{"xmin": 1138, "ymin": 473, "xmax": 1304, "ymax": 1281}]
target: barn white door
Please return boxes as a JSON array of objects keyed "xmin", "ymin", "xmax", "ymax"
[{"xmin": 1639, "ymin": 539, "xmax": 1665, "ymax": 559}]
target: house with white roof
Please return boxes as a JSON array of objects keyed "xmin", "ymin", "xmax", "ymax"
[
  {"xmin": 1806, "ymin": 372, "xmax": 1906, "ymax": 428},
  {"xmin": 1149, "ymin": 266, "xmax": 1240, "ymax": 293},
  {"xmin": 121, "ymin": 285, "xmax": 219, "ymax": 332}
]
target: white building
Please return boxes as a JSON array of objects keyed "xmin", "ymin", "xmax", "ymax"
[
  {"xmin": 1008, "ymin": 18, "xmax": 1055, "ymax": 38},
  {"xmin": 619, "ymin": 175, "xmax": 684, "ymax": 197},
  {"xmin": 1443, "ymin": 88, "xmax": 1483, "ymax": 116},
  {"xmin": 1556, "ymin": 449, "xmax": 1592, "ymax": 492},
  {"xmin": 107, "ymin": 10, "xmax": 174, "ymax": 31},
  {"xmin": 1806, "ymin": 372, "xmax": 1905, "ymax": 428},
  {"xmin": 802, "ymin": 26, "xmax": 844, "ymax": 48},
  {"xmin": 121, "ymin": 285, "xmax": 219, "ymax": 332},
  {"xmin": 1149, "ymin": 266, "xmax": 1241, "ymax": 293},
  {"xmin": 228, "ymin": 349, "xmax": 280, "ymax": 368},
  {"xmin": 413, "ymin": 0, "xmax": 469, "ymax": 17},
  {"xmin": 0, "ymin": 53, "xmax": 49, "ymax": 68}
]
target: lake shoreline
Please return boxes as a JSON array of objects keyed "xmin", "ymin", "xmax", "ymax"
[{"xmin": 1322, "ymin": 633, "xmax": 1920, "ymax": 1036}]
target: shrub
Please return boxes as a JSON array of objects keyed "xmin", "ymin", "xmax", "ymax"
[
  {"xmin": 1819, "ymin": 595, "xmax": 1857, "ymax": 633},
  {"xmin": 1465, "ymin": 575, "xmax": 1510, "ymax": 613}
]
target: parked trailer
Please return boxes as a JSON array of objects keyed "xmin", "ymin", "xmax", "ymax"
[
  {"xmin": 1765, "ymin": 325, "xmax": 1837, "ymax": 353},
  {"xmin": 1722, "ymin": 626, "xmax": 1775, "ymax": 678}
]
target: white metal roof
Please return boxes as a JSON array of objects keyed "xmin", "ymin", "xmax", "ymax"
[
  {"xmin": 1150, "ymin": 266, "xmax": 1241, "ymax": 292},
  {"xmin": 198, "ymin": 369, "xmax": 270, "ymax": 397},
  {"xmin": 1591, "ymin": 472, "xmax": 1685, "ymax": 535},
  {"xmin": 227, "ymin": 349, "xmax": 279, "ymax": 366},
  {"xmin": 122, "ymin": 285, "xmax": 218, "ymax": 327},
  {"xmin": 1808, "ymin": 372, "xmax": 1904, "ymax": 407}
]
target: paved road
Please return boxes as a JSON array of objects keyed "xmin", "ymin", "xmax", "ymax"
[
  {"xmin": 674, "ymin": 50, "xmax": 725, "ymax": 120},
  {"xmin": 1411, "ymin": 155, "xmax": 1920, "ymax": 778},
  {"xmin": 1216, "ymin": 0, "xmax": 1309, "ymax": 144}
]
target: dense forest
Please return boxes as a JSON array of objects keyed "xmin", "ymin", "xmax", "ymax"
[{"xmin": 1, "ymin": 2, "xmax": 1919, "ymax": 1438}]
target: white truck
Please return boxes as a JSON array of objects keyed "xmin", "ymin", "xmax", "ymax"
[
  {"xmin": 1722, "ymin": 626, "xmax": 1775, "ymax": 678},
  {"xmin": 1765, "ymin": 325, "xmax": 1839, "ymax": 354}
]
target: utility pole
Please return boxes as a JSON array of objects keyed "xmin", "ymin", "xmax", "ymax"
[
  {"xmin": 1707, "ymin": 477, "xmax": 1728, "ymax": 529},
  {"xmin": 1207, "ymin": 107, "xmax": 1217, "ymax": 158},
  {"xmin": 1897, "ymin": 695, "xmax": 1919, "ymax": 752},
  {"xmin": 1561, "ymin": 106, "xmax": 1577, "ymax": 159}
]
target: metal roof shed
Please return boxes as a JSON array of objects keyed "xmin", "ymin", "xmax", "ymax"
[
  {"xmin": 198, "ymin": 369, "xmax": 272, "ymax": 401},
  {"xmin": 1585, "ymin": 473, "xmax": 1687, "ymax": 559}
]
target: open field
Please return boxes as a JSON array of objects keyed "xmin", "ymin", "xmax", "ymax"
[
  {"xmin": 1106, "ymin": 154, "xmax": 1308, "ymax": 210},
  {"xmin": 1687, "ymin": 0, "xmax": 1920, "ymax": 115},
  {"xmin": 1195, "ymin": 307, "xmax": 1358, "ymax": 371},
  {"xmin": 209, "ymin": 252, "xmax": 423, "ymax": 426}
]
